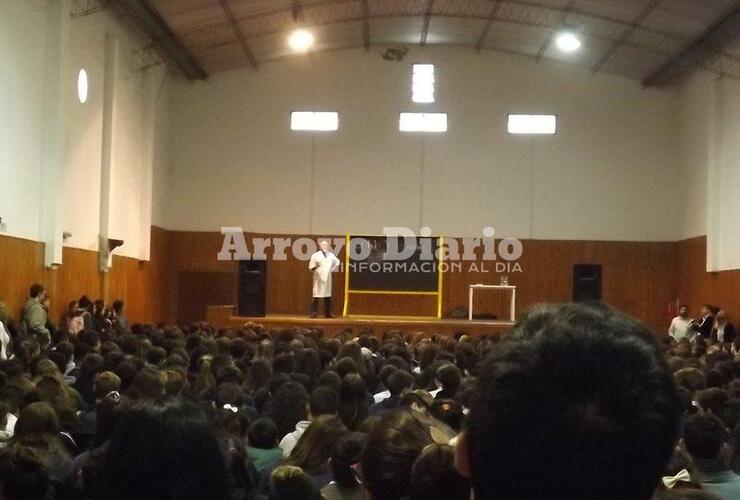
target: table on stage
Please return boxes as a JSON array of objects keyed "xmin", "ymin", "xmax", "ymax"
[{"xmin": 468, "ymin": 284, "xmax": 517, "ymax": 321}]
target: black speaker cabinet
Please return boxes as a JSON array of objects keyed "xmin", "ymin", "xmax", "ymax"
[
  {"xmin": 238, "ymin": 259, "xmax": 267, "ymax": 317},
  {"xmin": 573, "ymin": 264, "xmax": 602, "ymax": 303}
]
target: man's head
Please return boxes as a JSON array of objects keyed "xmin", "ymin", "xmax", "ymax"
[
  {"xmin": 683, "ymin": 414, "xmax": 728, "ymax": 461},
  {"xmin": 29, "ymin": 284, "xmax": 45, "ymax": 300},
  {"xmin": 679, "ymin": 305, "xmax": 689, "ymax": 318},
  {"xmin": 319, "ymin": 240, "xmax": 330, "ymax": 252},
  {"xmin": 112, "ymin": 300, "xmax": 125, "ymax": 314},
  {"xmin": 456, "ymin": 303, "xmax": 681, "ymax": 500},
  {"xmin": 700, "ymin": 304, "xmax": 713, "ymax": 318},
  {"xmin": 308, "ymin": 386, "xmax": 339, "ymax": 419}
]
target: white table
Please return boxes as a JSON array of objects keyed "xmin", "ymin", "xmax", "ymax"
[{"xmin": 468, "ymin": 284, "xmax": 516, "ymax": 321}]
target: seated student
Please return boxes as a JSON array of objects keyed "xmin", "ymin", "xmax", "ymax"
[
  {"xmin": 78, "ymin": 371, "xmax": 121, "ymax": 435},
  {"xmin": 5, "ymin": 402, "xmax": 73, "ymax": 484},
  {"xmin": 88, "ymin": 398, "xmax": 230, "ymax": 500},
  {"xmin": 280, "ymin": 386, "xmax": 338, "ymax": 457},
  {"xmin": 247, "ymin": 418, "xmax": 284, "ymax": 473},
  {"xmin": 269, "ymin": 465, "xmax": 323, "ymax": 500},
  {"xmin": 361, "ymin": 410, "xmax": 433, "ymax": 500},
  {"xmin": 282, "ymin": 415, "xmax": 348, "ymax": 489},
  {"xmin": 321, "ymin": 432, "xmax": 367, "ymax": 500},
  {"xmin": 682, "ymin": 414, "xmax": 740, "ymax": 500},
  {"xmin": 434, "ymin": 363, "xmax": 462, "ymax": 400},
  {"xmin": 455, "ymin": 303, "xmax": 682, "ymax": 500},
  {"xmin": 410, "ymin": 443, "xmax": 470, "ymax": 500},
  {"xmin": 369, "ymin": 371, "xmax": 414, "ymax": 416},
  {"xmin": 0, "ymin": 446, "xmax": 52, "ymax": 500}
]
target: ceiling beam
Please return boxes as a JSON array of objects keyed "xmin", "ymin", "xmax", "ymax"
[
  {"xmin": 535, "ymin": 0, "xmax": 577, "ymax": 60},
  {"xmin": 114, "ymin": 0, "xmax": 206, "ymax": 80},
  {"xmin": 475, "ymin": 1, "xmax": 503, "ymax": 51},
  {"xmin": 217, "ymin": 0, "xmax": 258, "ymax": 69},
  {"xmin": 592, "ymin": 0, "xmax": 662, "ymax": 74},
  {"xmin": 420, "ymin": 0, "xmax": 435, "ymax": 46},
  {"xmin": 644, "ymin": 6, "xmax": 740, "ymax": 87},
  {"xmin": 292, "ymin": 0, "xmax": 303, "ymax": 22},
  {"xmin": 361, "ymin": 0, "xmax": 370, "ymax": 50}
]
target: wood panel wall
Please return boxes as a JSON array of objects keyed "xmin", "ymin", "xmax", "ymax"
[
  {"xmin": 5, "ymin": 227, "xmax": 735, "ymax": 336},
  {"xmin": 166, "ymin": 231, "xmax": 680, "ymax": 334},
  {"xmin": 675, "ymin": 236, "xmax": 740, "ymax": 323},
  {"xmin": 0, "ymin": 226, "xmax": 171, "ymax": 327}
]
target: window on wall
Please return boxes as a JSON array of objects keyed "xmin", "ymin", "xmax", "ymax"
[
  {"xmin": 412, "ymin": 64, "xmax": 435, "ymax": 103},
  {"xmin": 77, "ymin": 69, "xmax": 89, "ymax": 104},
  {"xmin": 507, "ymin": 114, "xmax": 557, "ymax": 135},
  {"xmin": 290, "ymin": 111, "xmax": 339, "ymax": 131},
  {"xmin": 399, "ymin": 112, "xmax": 447, "ymax": 132}
]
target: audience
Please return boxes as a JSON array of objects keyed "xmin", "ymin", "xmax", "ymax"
[{"xmin": 1, "ymin": 290, "xmax": 740, "ymax": 500}]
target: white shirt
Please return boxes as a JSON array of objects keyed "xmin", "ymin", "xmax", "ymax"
[
  {"xmin": 279, "ymin": 420, "xmax": 310, "ymax": 457},
  {"xmin": 0, "ymin": 321, "xmax": 9, "ymax": 360},
  {"xmin": 373, "ymin": 390, "xmax": 391, "ymax": 404},
  {"xmin": 669, "ymin": 316, "xmax": 693, "ymax": 342}
]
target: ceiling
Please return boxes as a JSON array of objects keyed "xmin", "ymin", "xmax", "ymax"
[{"xmin": 105, "ymin": 0, "xmax": 740, "ymax": 83}]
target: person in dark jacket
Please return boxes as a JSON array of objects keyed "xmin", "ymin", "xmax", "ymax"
[
  {"xmin": 711, "ymin": 310, "xmax": 736, "ymax": 344},
  {"xmin": 692, "ymin": 304, "xmax": 717, "ymax": 339}
]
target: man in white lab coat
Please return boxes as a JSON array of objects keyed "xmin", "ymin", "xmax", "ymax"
[{"xmin": 309, "ymin": 240, "xmax": 341, "ymax": 318}]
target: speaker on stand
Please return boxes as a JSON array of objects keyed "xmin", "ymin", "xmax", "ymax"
[
  {"xmin": 573, "ymin": 264, "xmax": 602, "ymax": 303},
  {"xmin": 238, "ymin": 259, "xmax": 267, "ymax": 317}
]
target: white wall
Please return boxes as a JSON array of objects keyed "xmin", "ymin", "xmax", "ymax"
[
  {"xmin": 677, "ymin": 71, "xmax": 711, "ymax": 241},
  {"xmin": 676, "ymin": 71, "xmax": 740, "ymax": 271},
  {"xmin": 167, "ymin": 47, "xmax": 681, "ymax": 241},
  {"xmin": 0, "ymin": 0, "xmax": 170, "ymax": 260},
  {"xmin": 0, "ymin": 0, "xmax": 48, "ymax": 242}
]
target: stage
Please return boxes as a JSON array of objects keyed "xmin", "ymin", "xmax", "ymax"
[{"xmin": 206, "ymin": 306, "xmax": 514, "ymax": 337}]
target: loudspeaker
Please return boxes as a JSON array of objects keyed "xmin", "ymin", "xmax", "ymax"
[
  {"xmin": 573, "ymin": 264, "xmax": 602, "ymax": 303},
  {"xmin": 238, "ymin": 259, "xmax": 267, "ymax": 317}
]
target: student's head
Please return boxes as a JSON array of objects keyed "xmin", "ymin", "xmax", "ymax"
[
  {"xmin": 361, "ymin": 409, "xmax": 433, "ymax": 500},
  {"xmin": 387, "ymin": 371, "xmax": 414, "ymax": 397},
  {"xmin": 683, "ymin": 413, "xmax": 729, "ymax": 461},
  {"xmin": 269, "ymin": 465, "xmax": 322, "ymax": 500},
  {"xmin": 435, "ymin": 363, "xmax": 462, "ymax": 393},
  {"xmin": 678, "ymin": 305, "xmax": 689, "ymax": 317},
  {"xmin": 93, "ymin": 371, "xmax": 121, "ymax": 401},
  {"xmin": 112, "ymin": 300, "xmax": 124, "ymax": 314},
  {"xmin": 308, "ymin": 386, "xmax": 338, "ymax": 419},
  {"xmin": 695, "ymin": 388, "xmax": 728, "ymax": 415},
  {"xmin": 715, "ymin": 309, "xmax": 728, "ymax": 325},
  {"xmin": 28, "ymin": 284, "xmax": 45, "ymax": 300},
  {"xmin": 92, "ymin": 398, "xmax": 228, "ymax": 500},
  {"xmin": 286, "ymin": 415, "xmax": 348, "ymax": 474},
  {"xmin": 410, "ymin": 444, "xmax": 470, "ymax": 500},
  {"xmin": 248, "ymin": 417, "xmax": 279, "ymax": 449},
  {"xmin": 0, "ymin": 446, "xmax": 50, "ymax": 500},
  {"xmin": 700, "ymin": 304, "xmax": 713, "ymax": 317},
  {"xmin": 330, "ymin": 432, "xmax": 367, "ymax": 489},
  {"xmin": 458, "ymin": 303, "xmax": 681, "ymax": 500},
  {"xmin": 12, "ymin": 401, "xmax": 59, "ymax": 441},
  {"xmin": 429, "ymin": 399, "xmax": 465, "ymax": 432},
  {"xmin": 270, "ymin": 382, "xmax": 309, "ymax": 438},
  {"xmin": 319, "ymin": 240, "xmax": 330, "ymax": 252}
]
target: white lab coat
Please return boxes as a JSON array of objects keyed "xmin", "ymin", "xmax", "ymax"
[{"xmin": 309, "ymin": 250, "xmax": 340, "ymax": 297}]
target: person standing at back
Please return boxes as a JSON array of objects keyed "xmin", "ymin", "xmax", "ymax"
[
  {"xmin": 20, "ymin": 284, "xmax": 50, "ymax": 349},
  {"xmin": 670, "ymin": 304, "xmax": 694, "ymax": 343}
]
